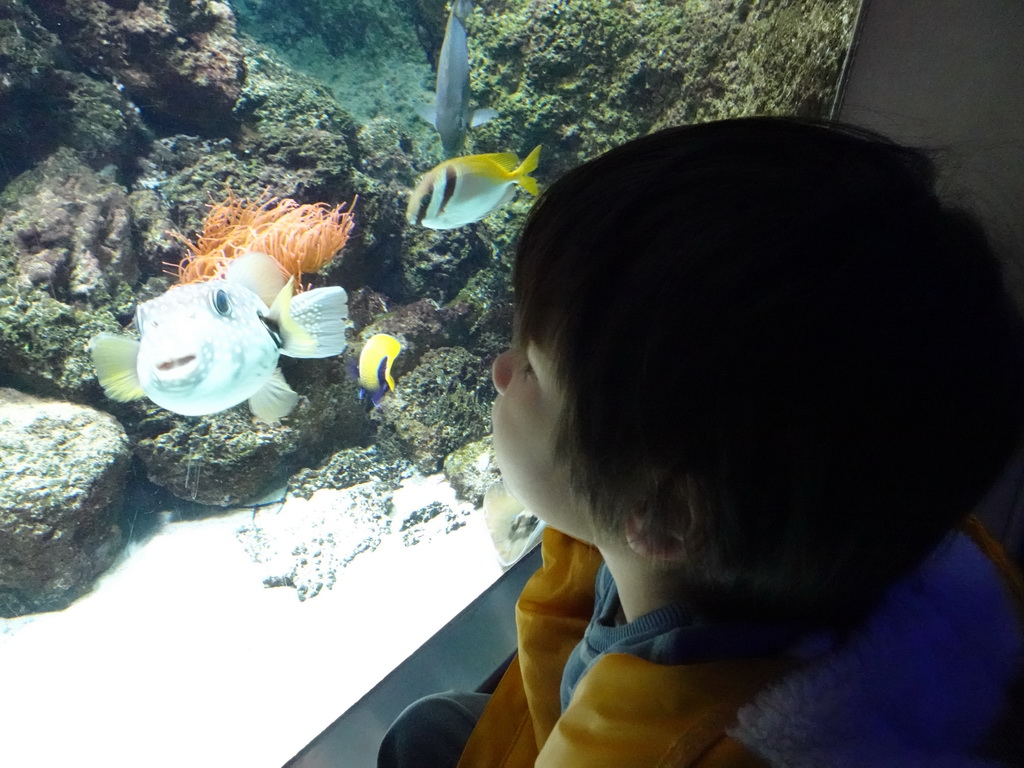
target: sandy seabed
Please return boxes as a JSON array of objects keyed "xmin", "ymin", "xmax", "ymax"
[{"xmin": 0, "ymin": 474, "xmax": 504, "ymax": 768}]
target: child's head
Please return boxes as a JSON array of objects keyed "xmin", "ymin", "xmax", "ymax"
[{"xmin": 493, "ymin": 117, "xmax": 1024, "ymax": 627}]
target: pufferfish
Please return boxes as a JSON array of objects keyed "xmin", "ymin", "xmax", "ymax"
[
  {"xmin": 89, "ymin": 251, "xmax": 349, "ymax": 423},
  {"xmin": 406, "ymin": 146, "xmax": 541, "ymax": 229}
]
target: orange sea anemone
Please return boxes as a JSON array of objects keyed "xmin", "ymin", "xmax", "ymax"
[{"xmin": 170, "ymin": 190, "xmax": 357, "ymax": 290}]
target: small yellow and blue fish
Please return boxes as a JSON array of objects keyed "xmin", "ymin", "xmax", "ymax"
[
  {"xmin": 356, "ymin": 333, "xmax": 403, "ymax": 408},
  {"xmin": 406, "ymin": 146, "xmax": 541, "ymax": 230},
  {"xmin": 89, "ymin": 251, "xmax": 349, "ymax": 423}
]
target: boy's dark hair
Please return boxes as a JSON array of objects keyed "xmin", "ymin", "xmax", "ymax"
[{"xmin": 513, "ymin": 117, "xmax": 1024, "ymax": 627}]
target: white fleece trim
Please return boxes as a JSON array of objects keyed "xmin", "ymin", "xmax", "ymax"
[{"xmin": 730, "ymin": 534, "xmax": 1022, "ymax": 768}]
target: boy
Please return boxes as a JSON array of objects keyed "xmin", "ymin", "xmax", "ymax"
[{"xmin": 380, "ymin": 118, "xmax": 1024, "ymax": 767}]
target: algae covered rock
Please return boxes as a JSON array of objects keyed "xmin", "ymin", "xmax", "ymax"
[
  {"xmin": 287, "ymin": 445, "xmax": 411, "ymax": 501},
  {"xmin": 127, "ymin": 359, "xmax": 371, "ymax": 506},
  {"xmin": 0, "ymin": 150, "xmax": 140, "ymax": 399},
  {"xmin": 0, "ymin": 149, "xmax": 139, "ymax": 306},
  {"xmin": 24, "ymin": 0, "xmax": 246, "ymax": 135},
  {"xmin": 443, "ymin": 435, "xmax": 499, "ymax": 508},
  {"xmin": 469, "ymin": 0, "xmax": 858, "ymax": 178},
  {"xmin": 0, "ymin": 0, "xmax": 57, "ymax": 101},
  {"xmin": 0, "ymin": 388, "xmax": 129, "ymax": 617},
  {"xmin": 376, "ymin": 346, "xmax": 495, "ymax": 474}
]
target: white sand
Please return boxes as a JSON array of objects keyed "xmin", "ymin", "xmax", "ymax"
[{"xmin": 0, "ymin": 474, "xmax": 504, "ymax": 768}]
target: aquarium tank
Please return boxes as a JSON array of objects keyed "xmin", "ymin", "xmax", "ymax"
[{"xmin": 0, "ymin": 0, "xmax": 860, "ymax": 765}]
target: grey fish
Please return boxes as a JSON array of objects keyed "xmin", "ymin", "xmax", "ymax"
[{"xmin": 417, "ymin": 0, "xmax": 497, "ymax": 155}]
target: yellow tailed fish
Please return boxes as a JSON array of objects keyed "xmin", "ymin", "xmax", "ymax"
[{"xmin": 406, "ymin": 146, "xmax": 541, "ymax": 229}]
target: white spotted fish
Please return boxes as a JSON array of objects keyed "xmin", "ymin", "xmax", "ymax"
[
  {"xmin": 406, "ymin": 146, "xmax": 541, "ymax": 229},
  {"xmin": 89, "ymin": 251, "xmax": 349, "ymax": 423}
]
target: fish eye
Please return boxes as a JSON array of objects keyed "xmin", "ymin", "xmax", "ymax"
[{"xmin": 212, "ymin": 289, "xmax": 231, "ymax": 316}]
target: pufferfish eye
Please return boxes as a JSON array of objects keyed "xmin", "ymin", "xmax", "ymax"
[{"xmin": 212, "ymin": 288, "xmax": 231, "ymax": 316}]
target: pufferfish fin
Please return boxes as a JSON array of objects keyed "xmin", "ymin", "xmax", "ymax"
[
  {"xmin": 88, "ymin": 333, "xmax": 146, "ymax": 402},
  {"xmin": 287, "ymin": 286, "xmax": 350, "ymax": 358},
  {"xmin": 226, "ymin": 250, "xmax": 289, "ymax": 308},
  {"xmin": 248, "ymin": 368, "xmax": 299, "ymax": 423},
  {"xmin": 266, "ymin": 277, "xmax": 317, "ymax": 358}
]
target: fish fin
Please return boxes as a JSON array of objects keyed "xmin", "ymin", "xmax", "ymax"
[
  {"xmin": 470, "ymin": 108, "xmax": 498, "ymax": 128},
  {"xmin": 514, "ymin": 145, "xmax": 542, "ymax": 195},
  {"xmin": 451, "ymin": 152, "xmax": 520, "ymax": 181},
  {"xmin": 248, "ymin": 370, "xmax": 299, "ymax": 423},
  {"xmin": 415, "ymin": 102, "xmax": 438, "ymax": 128},
  {"xmin": 226, "ymin": 251, "xmax": 288, "ymax": 307},
  {"xmin": 453, "ymin": 0, "xmax": 474, "ymax": 22},
  {"xmin": 370, "ymin": 384, "xmax": 388, "ymax": 408},
  {"xmin": 286, "ymin": 286, "xmax": 350, "ymax": 358},
  {"xmin": 88, "ymin": 333, "xmax": 146, "ymax": 401},
  {"xmin": 267, "ymin": 278, "xmax": 318, "ymax": 358},
  {"xmin": 484, "ymin": 152, "xmax": 522, "ymax": 174},
  {"xmin": 248, "ymin": 368, "xmax": 299, "ymax": 423},
  {"xmin": 517, "ymin": 176, "xmax": 539, "ymax": 196}
]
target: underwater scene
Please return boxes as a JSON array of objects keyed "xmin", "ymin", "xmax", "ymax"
[{"xmin": 0, "ymin": 0, "xmax": 859, "ymax": 764}]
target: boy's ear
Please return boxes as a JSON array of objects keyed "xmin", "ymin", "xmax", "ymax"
[{"xmin": 625, "ymin": 508, "xmax": 687, "ymax": 562}]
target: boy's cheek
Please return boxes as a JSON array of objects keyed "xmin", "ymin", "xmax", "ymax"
[{"xmin": 492, "ymin": 399, "xmax": 542, "ymax": 500}]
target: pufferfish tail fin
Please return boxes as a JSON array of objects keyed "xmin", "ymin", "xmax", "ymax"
[
  {"xmin": 88, "ymin": 333, "xmax": 146, "ymax": 402},
  {"xmin": 268, "ymin": 280, "xmax": 350, "ymax": 359},
  {"xmin": 288, "ymin": 286, "xmax": 349, "ymax": 358}
]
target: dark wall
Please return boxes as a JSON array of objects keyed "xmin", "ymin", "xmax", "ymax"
[{"xmin": 839, "ymin": 0, "xmax": 1024, "ymax": 556}]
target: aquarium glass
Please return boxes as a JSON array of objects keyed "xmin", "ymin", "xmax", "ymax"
[{"xmin": 0, "ymin": 0, "xmax": 860, "ymax": 764}]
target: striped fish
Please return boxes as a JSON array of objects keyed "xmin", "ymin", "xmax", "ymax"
[{"xmin": 406, "ymin": 146, "xmax": 541, "ymax": 230}]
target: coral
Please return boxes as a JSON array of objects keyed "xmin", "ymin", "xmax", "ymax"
[
  {"xmin": 286, "ymin": 445, "xmax": 411, "ymax": 500},
  {"xmin": 443, "ymin": 435, "xmax": 499, "ymax": 508},
  {"xmin": 0, "ymin": 151, "xmax": 138, "ymax": 399},
  {"xmin": 173, "ymin": 190, "xmax": 357, "ymax": 289},
  {"xmin": 394, "ymin": 225, "xmax": 494, "ymax": 304},
  {"xmin": 0, "ymin": 287, "xmax": 123, "ymax": 399},
  {"xmin": 55, "ymin": 72, "xmax": 151, "ymax": 175},
  {"xmin": 452, "ymin": 261, "xmax": 515, "ymax": 363}
]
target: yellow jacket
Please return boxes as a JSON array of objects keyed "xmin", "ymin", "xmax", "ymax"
[{"xmin": 457, "ymin": 521, "xmax": 1024, "ymax": 768}]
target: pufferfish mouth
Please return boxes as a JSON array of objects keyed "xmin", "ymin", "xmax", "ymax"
[{"xmin": 156, "ymin": 354, "xmax": 197, "ymax": 372}]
